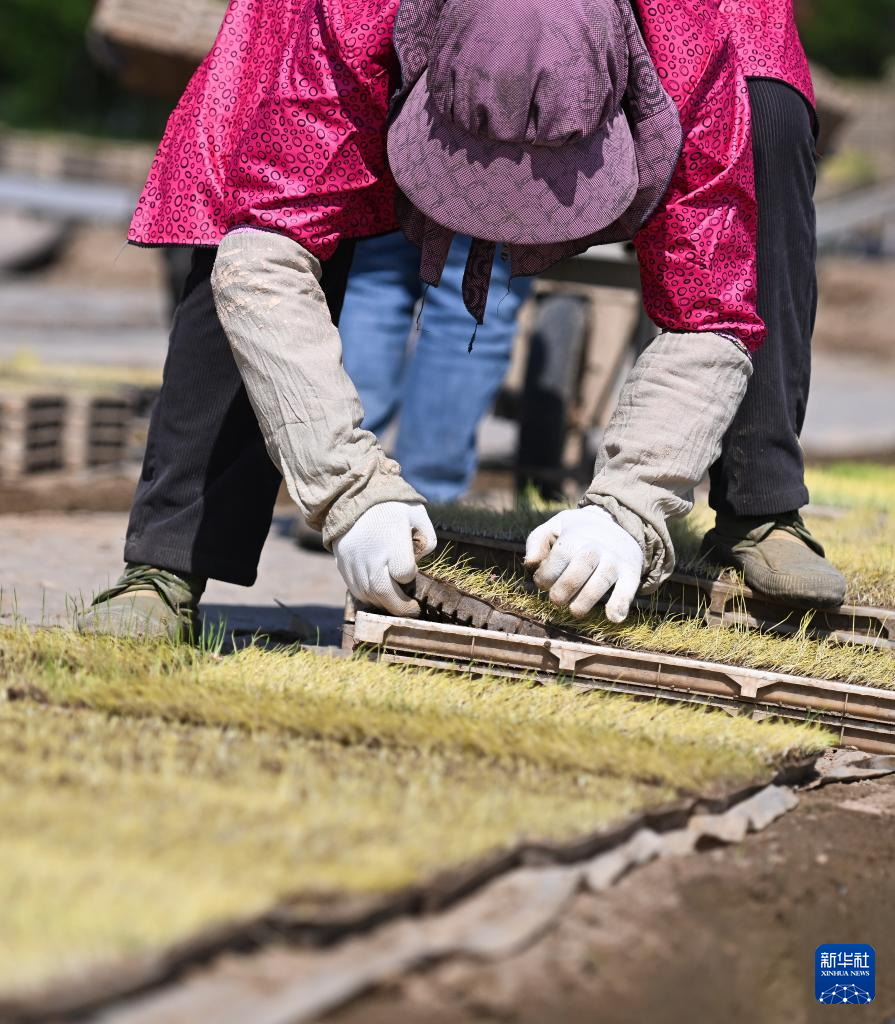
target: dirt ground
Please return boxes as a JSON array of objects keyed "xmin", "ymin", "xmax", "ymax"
[
  {"xmin": 330, "ymin": 775, "xmax": 895, "ymax": 1024},
  {"xmin": 814, "ymin": 258, "xmax": 895, "ymax": 364},
  {"xmin": 0, "ymin": 510, "xmax": 347, "ymax": 641}
]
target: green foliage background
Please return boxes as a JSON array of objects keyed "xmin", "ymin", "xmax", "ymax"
[
  {"xmin": 0, "ymin": 0, "xmax": 168, "ymax": 137},
  {"xmin": 0, "ymin": 0, "xmax": 893, "ymax": 138},
  {"xmin": 800, "ymin": 0, "xmax": 895, "ymax": 79}
]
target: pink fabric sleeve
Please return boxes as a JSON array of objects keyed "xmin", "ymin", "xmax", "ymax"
[{"xmin": 633, "ymin": 1, "xmax": 766, "ymax": 351}]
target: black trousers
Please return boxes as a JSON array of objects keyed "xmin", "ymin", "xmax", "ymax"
[
  {"xmin": 124, "ymin": 243, "xmax": 355, "ymax": 585},
  {"xmin": 708, "ymin": 78, "xmax": 817, "ymax": 517},
  {"xmin": 126, "ymin": 79, "xmax": 817, "ymax": 585}
]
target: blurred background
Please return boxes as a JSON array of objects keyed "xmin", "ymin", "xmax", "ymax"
[{"xmin": 1, "ymin": 0, "xmax": 893, "ymax": 630}]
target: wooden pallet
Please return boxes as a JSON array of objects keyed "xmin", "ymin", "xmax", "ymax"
[
  {"xmin": 89, "ymin": 0, "xmax": 227, "ymax": 97},
  {"xmin": 91, "ymin": 0, "xmax": 227, "ymax": 62}
]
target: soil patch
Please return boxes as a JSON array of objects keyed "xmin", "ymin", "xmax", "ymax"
[
  {"xmin": 330, "ymin": 776, "xmax": 895, "ymax": 1024},
  {"xmin": 814, "ymin": 258, "xmax": 895, "ymax": 364}
]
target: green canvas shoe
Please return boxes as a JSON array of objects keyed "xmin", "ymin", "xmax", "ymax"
[
  {"xmin": 77, "ymin": 564, "xmax": 206, "ymax": 641},
  {"xmin": 701, "ymin": 512, "xmax": 847, "ymax": 608}
]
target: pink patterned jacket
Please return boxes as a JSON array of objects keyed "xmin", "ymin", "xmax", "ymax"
[{"xmin": 129, "ymin": 0, "xmax": 814, "ymax": 351}]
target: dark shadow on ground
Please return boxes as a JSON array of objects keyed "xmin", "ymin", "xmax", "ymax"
[{"xmin": 201, "ymin": 603, "xmax": 343, "ymax": 649}]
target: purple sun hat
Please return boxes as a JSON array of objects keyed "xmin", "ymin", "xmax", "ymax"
[{"xmin": 388, "ymin": 0, "xmax": 677, "ymax": 247}]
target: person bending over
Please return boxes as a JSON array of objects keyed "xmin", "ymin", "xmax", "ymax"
[{"xmin": 79, "ymin": 0, "xmax": 839, "ymax": 638}]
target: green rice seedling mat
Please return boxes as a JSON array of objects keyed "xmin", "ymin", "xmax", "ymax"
[
  {"xmin": 0, "ymin": 628, "xmax": 828, "ymax": 1018},
  {"xmin": 426, "ymin": 463, "xmax": 895, "ymax": 662},
  {"xmin": 417, "ymin": 558, "xmax": 895, "ymax": 691},
  {"xmin": 432, "ymin": 462, "xmax": 895, "ymax": 611}
]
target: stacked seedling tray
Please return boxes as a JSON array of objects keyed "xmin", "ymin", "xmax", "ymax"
[{"xmin": 0, "ymin": 388, "xmax": 148, "ymax": 481}]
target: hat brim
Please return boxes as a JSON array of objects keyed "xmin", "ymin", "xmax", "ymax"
[{"xmin": 388, "ymin": 75, "xmax": 639, "ymax": 246}]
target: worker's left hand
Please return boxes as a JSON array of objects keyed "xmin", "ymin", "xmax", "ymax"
[
  {"xmin": 333, "ymin": 501, "xmax": 437, "ymax": 617},
  {"xmin": 524, "ymin": 506, "xmax": 644, "ymax": 622}
]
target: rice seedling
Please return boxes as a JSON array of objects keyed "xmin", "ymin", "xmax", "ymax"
[
  {"xmin": 804, "ymin": 462, "xmax": 895, "ymax": 511},
  {"xmin": 0, "ymin": 350, "xmax": 161, "ymax": 393},
  {"xmin": 425, "ymin": 464, "xmax": 895, "ymax": 694},
  {"xmin": 0, "ymin": 627, "xmax": 828, "ymax": 1001},
  {"xmin": 424, "ymin": 551, "xmax": 895, "ymax": 688},
  {"xmin": 0, "ymin": 628, "xmax": 827, "ymax": 792},
  {"xmin": 431, "ymin": 462, "xmax": 895, "ymax": 611},
  {"xmin": 800, "ymin": 465, "xmax": 895, "ymax": 608},
  {"xmin": 430, "ymin": 500, "xmax": 559, "ymax": 543}
]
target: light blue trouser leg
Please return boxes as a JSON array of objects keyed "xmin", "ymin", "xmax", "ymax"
[
  {"xmin": 339, "ymin": 231, "xmax": 422, "ymax": 436},
  {"xmin": 340, "ymin": 231, "xmax": 533, "ymax": 503},
  {"xmin": 396, "ymin": 237, "xmax": 533, "ymax": 502}
]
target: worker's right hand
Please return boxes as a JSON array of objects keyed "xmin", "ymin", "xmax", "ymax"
[
  {"xmin": 333, "ymin": 502, "xmax": 437, "ymax": 617},
  {"xmin": 524, "ymin": 506, "xmax": 644, "ymax": 622}
]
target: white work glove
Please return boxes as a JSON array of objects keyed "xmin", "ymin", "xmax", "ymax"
[
  {"xmin": 333, "ymin": 502, "xmax": 437, "ymax": 617},
  {"xmin": 525, "ymin": 506, "xmax": 644, "ymax": 622}
]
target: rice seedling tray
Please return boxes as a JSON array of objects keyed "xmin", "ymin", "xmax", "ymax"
[
  {"xmin": 434, "ymin": 531, "xmax": 895, "ymax": 651},
  {"xmin": 345, "ymin": 578, "xmax": 895, "ymax": 755}
]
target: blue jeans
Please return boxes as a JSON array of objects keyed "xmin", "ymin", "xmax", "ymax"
[{"xmin": 340, "ymin": 232, "xmax": 532, "ymax": 502}]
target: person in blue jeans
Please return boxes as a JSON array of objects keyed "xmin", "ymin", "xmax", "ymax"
[{"xmin": 339, "ymin": 230, "xmax": 533, "ymax": 503}]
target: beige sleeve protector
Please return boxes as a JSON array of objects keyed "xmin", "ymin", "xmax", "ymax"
[
  {"xmin": 582, "ymin": 331, "xmax": 753, "ymax": 592},
  {"xmin": 211, "ymin": 229, "xmax": 423, "ymax": 548}
]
